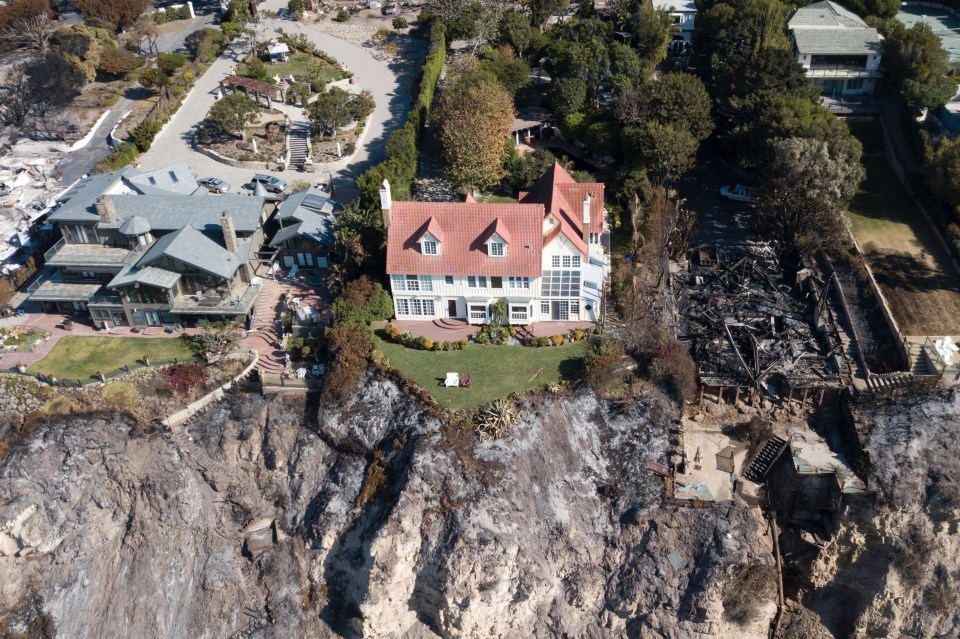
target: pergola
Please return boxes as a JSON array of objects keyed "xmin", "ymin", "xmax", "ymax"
[{"xmin": 219, "ymin": 75, "xmax": 285, "ymax": 109}]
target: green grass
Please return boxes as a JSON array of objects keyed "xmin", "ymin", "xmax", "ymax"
[
  {"xmin": 242, "ymin": 52, "xmax": 348, "ymax": 84},
  {"xmin": 477, "ymin": 194, "xmax": 519, "ymax": 204},
  {"xmin": 374, "ymin": 337, "xmax": 588, "ymax": 410},
  {"xmin": 846, "ymin": 156, "xmax": 924, "ymax": 247},
  {"xmin": 30, "ymin": 336, "xmax": 202, "ymax": 381}
]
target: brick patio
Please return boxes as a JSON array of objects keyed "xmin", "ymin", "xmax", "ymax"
[{"xmin": 389, "ymin": 319, "xmax": 595, "ymax": 342}]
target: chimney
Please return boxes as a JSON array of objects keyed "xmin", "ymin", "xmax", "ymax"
[
  {"xmin": 95, "ymin": 196, "xmax": 116, "ymax": 223},
  {"xmin": 582, "ymin": 193, "xmax": 592, "ymax": 242},
  {"xmin": 379, "ymin": 179, "xmax": 392, "ymax": 230},
  {"xmin": 220, "ymin": 211, "xmax": 238, "ymax": 254}
]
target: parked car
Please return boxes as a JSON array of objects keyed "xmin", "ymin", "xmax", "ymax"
[
  {"xmin": 719, "ymin": 184, "xmax": 757, "ymax": 203},
  {"xmin": 250, "ymin": 174, "xmax": 288, "ymax": 193},
  {"xmin": 198, "ymin": 177, "xmax": 231, "ymax": 193}
]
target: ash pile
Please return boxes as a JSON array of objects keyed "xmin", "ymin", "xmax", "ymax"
[{"xmin": 674, "ymin": 244, "xmax": 850, "ymax": 404}]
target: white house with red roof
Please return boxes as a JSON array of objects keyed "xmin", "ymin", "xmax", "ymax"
[{"xmin": 383, "ymin": 163, "xmax": 608, "ymax": 325}]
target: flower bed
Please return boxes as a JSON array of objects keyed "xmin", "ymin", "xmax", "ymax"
[
  {"xmin": 381, "ymin": 324, "xmax": 468, "ymax": 351},
  {"xmin": 0, "ymin": 327, "xmax": 50, "ymax": 352}
]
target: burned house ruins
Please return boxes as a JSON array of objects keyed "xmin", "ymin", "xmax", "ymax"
[{"xmin": 673, "ymin": 244, "xmax": 850, "ymax": 407}]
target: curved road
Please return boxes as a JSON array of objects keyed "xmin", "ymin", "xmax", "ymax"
[{"xmin": 136, "ymin": 14, "xmax": 417, "ymax": 199}]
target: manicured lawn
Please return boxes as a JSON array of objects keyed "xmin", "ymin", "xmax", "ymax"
[
  {"xmin": 245, "ymin": 52, "xmax": 348, "ymax": 83},
  {"xmin": 30, "ymin": 336, "xmax": 202, "ymax": 382},
  {"xmin": 846, "ymin": 155, "xmax": 960, "ymax": 335},
  {"xmin": 477, "ymin": 194, "xmax": 519, "ymax": 204},
  {"xmin": 374, "ymin": 337, "xmax": 588, "ymax": 410}
]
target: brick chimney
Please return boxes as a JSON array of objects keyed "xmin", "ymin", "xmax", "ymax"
[
  {"xmin": 379, "ymin": 179, "xmax": 392, "ymax": 230},
  {"xmin": 582, "ymin": 193, "xmax": 592, "ymax": 242},
  {"xmin": 95, "ymin": 196, "xmax": 116, "ymax": 223},
  {"xmin": 220, "ymin": 211, "xmax": 238, "ymax": 254}
]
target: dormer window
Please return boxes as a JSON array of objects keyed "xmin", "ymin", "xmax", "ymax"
[
  {"xmin": 490, "ymin": 241, "xmax": 505, "ymax": 257},
  {"xmin": 423, "ymin": 239, "xmax": 438, "ymax": 255}
]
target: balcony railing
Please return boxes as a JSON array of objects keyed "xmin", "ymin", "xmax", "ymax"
[{"xmin": 43, "ymin": 237, "xmax": 65, "ymax": 263}]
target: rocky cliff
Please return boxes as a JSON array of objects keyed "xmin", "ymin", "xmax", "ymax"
[{"xmin": 0, "ymin": 378, "xmax": 777, "ymax": 638}]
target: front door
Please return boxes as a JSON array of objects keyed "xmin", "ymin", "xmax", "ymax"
[
  {"xmin": 448, "ymin": 300, "xmax": 458, "ymax": 317},
  {"xmin": 551, "ymin": 301, "xmax": 569, "ymax": 321},
  {"xmin": 145, "ymin": 311, "xmax": 161, "ymax": 326}
]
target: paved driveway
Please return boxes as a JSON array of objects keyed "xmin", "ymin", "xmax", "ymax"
[{"xmin": 136, "ymin": 13, "xmax": 418, "ymax": 199}]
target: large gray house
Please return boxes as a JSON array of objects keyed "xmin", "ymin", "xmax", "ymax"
[{"xmin": 28, "ymin": 166, "xmax": 270, "ymax": 328}]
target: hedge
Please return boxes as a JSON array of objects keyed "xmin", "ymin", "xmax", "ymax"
[{"xmin": 357, "ymin": 23, "xmax": 446, "ymax": 208}]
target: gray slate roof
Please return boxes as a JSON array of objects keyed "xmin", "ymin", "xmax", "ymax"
[
  {"xmin": 124, "ymin": 164, "xmax": 201, "ymax": 196},
  {"xmin": 789, "ymin": 0, "xmax": 867, "ymax": 28},
  {"xmin": 48, "ymin": 169, "xmax": 133, "ymax": 223},
  {"xmin": 792, "ymin": 28, "xmax": 881, "ymax": 55},
  {"xmin": 101, "ymin": 194, "xmax": 265, "ymax": 234},
  {"xmin": 118, "ymin": 215, "xmax": 152, "ymax": 236},
  {"xmin": 270, "ymin": 187, "xmax": 339, "ymax": 248},
  {"xmin": 138, "ymin": 225, "xmax": 241, "ymax": 280},
  {"xmin": 108, "ymin": 265, "xmax": 182, "ymax": 289}
]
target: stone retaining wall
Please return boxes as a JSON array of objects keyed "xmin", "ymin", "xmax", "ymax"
[{"xmin": 161, "ymin": 350, "xmax": 259, "ymax": 428}]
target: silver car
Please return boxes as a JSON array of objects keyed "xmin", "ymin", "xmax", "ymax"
[{"xmin": 198, "ymin": 177, "xmax": 231, "ymax": 193}]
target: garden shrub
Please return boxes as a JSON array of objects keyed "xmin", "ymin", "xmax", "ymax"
[
  {"xmin": 455, "ymin": 340, "xmax": 467, "ymax": 350},
  {"xmin": 650, "ymin": 339, "xmax": 697, "ymax": 404},
  {"xmin": 323, "ymin": 326, "xmax": 373, "ymax": 403},
  {"xmin": 332, "ymin": 276, "xmax": 394, "ymax": 327},
  {"xmin": 383, "ymin": 323, "xmax": 403, "ymax": 341},
  {"xmin": 550, "ymin": 334, "xmax": 564, "ymax": 346},
  {"xmin": 130, "ymin": 118, "xmax": 162, "ymax": 152},
  {"xmin": 419, "ymin": 337, "xmax": 433, "ymax": 350},
  {"xmin": 433, "ymin": 339, "xmax": 447, "ymax": 351},
  {"xmin": 334, "ymin": 10, "xmax": 350, "ymax": 21},
  {"xmin": 392, "ymin": 17, "xmax": 408, "ymax": 29},
  {"xmin": 102, "ymin": 381, "xmax": 137, "ymax": 410},
  {"xmin": 161, "ymin": 363, "xmax": 207, "ymax": 397},
  {"xmin": 158, "ymin": 52, "xmax": 188, "ymax": 73},
  {"xmin": 583, "ymin": 337, "xmax": 627, "ymax": 392},
  {"xmin": 95, "ymin": 143, "xmax": 138, "ymax": 172},
  {"xmin": 300, "ymin": 345, "xmax": 311, "ymax": 359}
]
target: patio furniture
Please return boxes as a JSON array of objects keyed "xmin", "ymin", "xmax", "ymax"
[
  {"xmin": 60, "ymin": 319, "xmax": 74, "ymax": 331},
  {"xmin": 444, "ymin": 372, "xmax": 460, "ymax": 388},
  {"xmin": 461, "ymin": 372, "xmax": 471, "ymax": 388}
]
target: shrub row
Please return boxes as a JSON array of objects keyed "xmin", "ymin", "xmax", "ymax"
[
  {"xmin": 356, "ymin": 23, "xmax": 446, "ymax": 208},
  {"xmin": 153, "ymin": 5, "xmax": 192, "ymax": 23},
  {"xmin": 523, "ymin": 327, "xmax": 592, "ymax": 347},
  {"xmin": 382, "ymin": 324, "xmax": 468, "ymax": 351},
  {"xmin": 96, "ymin": 142, "xmax": 138, "ymax": 172}
]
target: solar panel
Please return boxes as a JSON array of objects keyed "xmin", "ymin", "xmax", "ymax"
[{"xmin": 301, "ymin": 193, "xmax": 332, "ymax": 212}]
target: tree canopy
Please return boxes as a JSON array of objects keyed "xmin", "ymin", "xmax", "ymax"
[
  {"xmin": 206, "ymin": 93, "xmax": 259, "ymax": 137},
  {"xmin": 436, "ymin": 65, "xmax": 515, "ymax": 192}
]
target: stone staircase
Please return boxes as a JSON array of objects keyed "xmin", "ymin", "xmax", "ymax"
[
  {"xmin": 286, "ymin": 121, "xmax": 310, "ymax": 169},
  {"xmin": 866, "ymin": 371, "xmax": 914, "ymax": 391},
  {"xmin": 908, "ymin": 342, "xmax": 937, "ymax": 376},
  {"xmin": 742, "ymin": 436, "xmax": 789, "ymax": 483},
  {"xmin": 245, "ymin": 282, "xmax": 287, "ymax": 375}
]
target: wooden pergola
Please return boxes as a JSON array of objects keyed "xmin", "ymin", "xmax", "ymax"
[{"xmin": 219, "ymin": 75, "xmax": 285, "ymax": 109}]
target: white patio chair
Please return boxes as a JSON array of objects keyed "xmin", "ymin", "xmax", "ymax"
[{"xmin": 444, "ymin": 372, "xmax": 460, "ymax": 388}]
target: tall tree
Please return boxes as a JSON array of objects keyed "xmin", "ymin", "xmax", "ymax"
[
  {"xmin": 206, "ymin": 93, "xmax": 259, "ymax": 138},
  {"xmin": 756, "ymin": 137, "xmax": 864, "ymax": 257},
  {"xmin": 0, "ymin": 11, "xmax": 52, "ymax": 51},
  {"xmin": 436, "ymin": 70, "xmax": 515, "ymax": 192},
  {"xmin": 614, "ymin": 0, "xmax": 672, "ymax": 65},
  {"xmin": 501, "ymin": 11, "xmax": 533, "ymax": 57},
  {"xmin": 882, "ymin": 21, "xmax": 956, "ymax": 114}
]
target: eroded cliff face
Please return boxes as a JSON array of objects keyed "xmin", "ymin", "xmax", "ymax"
[
  {"xmin": 0, "ymin": 379, "xmax": 776, "ymax": 638},
  {"xmin": 783, "ymin": 390, "xmax": 960, "ymax": 639}
]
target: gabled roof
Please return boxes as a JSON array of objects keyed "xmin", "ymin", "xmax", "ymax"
[
  {"xmin": 118, "ymin": 215, "xmax": 151, "ymax": 236},
  {"xmin": 789, "ymin": 0, "xmax": 868, "ymax": 29},
  {"xmin": 417, "ymin": 217, "xmax": 445, "ymax": 243},
  {"xmin": 272, "ymin": 187, "xmax": 340, "ymax": 248},
  {"xmin": 124, "ymin": 163, "xmax": 200, "ymax": 196},
  {"xmin": 137, "ymin": 226, "xmax": 241, "ymax": 280},
  {"xmin": 520, "ymin": 162, "xmax": 604, "ymax": 255},
  {"xmin": 479, "ymin": 218, "xmax": 511, "ymax": 245},
  {"xmin": 48, "ymin": 168, "xmax": 135, "ymax": 223},
  {"xmin": 386, "ymin": 203, "xmax": 544, "ymax": 276},
  {"xmin": 101, "ymin": 194, "xmax": 264, "ymax": 233},
  {"xmin": 108, "ymin": 265, "xmax": 181, "ymax": 290}
]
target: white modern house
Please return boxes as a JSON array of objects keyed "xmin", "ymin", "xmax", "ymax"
[
  {"xmin": 383, "ymin": 164, "xmax": 609, "ymax": 325},
  {"xmin": 788, "ymin": 0, "xmax": 883, "ymax": 98},
  {"xmin": 654, "ymin": 0, "xmax": 696, "ymax": 55}
]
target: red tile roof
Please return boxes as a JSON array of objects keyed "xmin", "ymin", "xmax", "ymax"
[
  {"xmin": 385, "ymin": 163, "xmax": 605, "ymax": 277},
  {"xmin": 386, "ymin": 202, "xmax": 545, "ymax": 276}
]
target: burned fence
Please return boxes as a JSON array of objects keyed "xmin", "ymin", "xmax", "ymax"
[{"xmin": 673, "ymin": 245, "xmax": 849, "ymax": 406}]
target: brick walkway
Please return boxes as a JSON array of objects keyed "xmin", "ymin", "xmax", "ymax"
[
  {"xmin": 0, "ymin": 312, "xmax": 201, "ymax": 372},
  {"xmin": 241, "ymin": 274, "xmax": 331, "ymax": 374},
  {"xmin": 389, "ymin": 319, "xmax": 595, "ymax": 342}
]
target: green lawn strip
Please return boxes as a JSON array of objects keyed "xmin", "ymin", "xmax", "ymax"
[
  {"xmin": 251, "ymin": 53, "xmax": 348, "ymax": 83},
  {"xmin": 846, "ymin": 156, "xmax": 925, "ymax": 247},
  {"xmin": 374, "ymin": 337, "xmax": 588, "ymax": 410},
  {"xmin": 477, "ymin": 194, "xmax": 519, "ymax": 204},
  {"xmin": 30, "ymin": 336, "xmax": 201, "ymax": 382}
]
